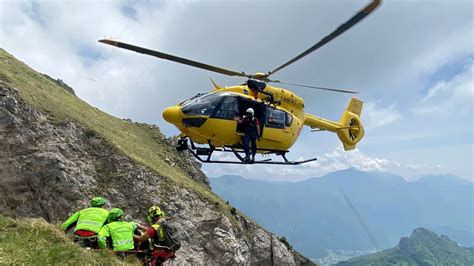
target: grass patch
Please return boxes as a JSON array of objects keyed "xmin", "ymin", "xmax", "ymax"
[{"xmin": 0, "ymin": 214, "xmax": 139, "ymax": 265}]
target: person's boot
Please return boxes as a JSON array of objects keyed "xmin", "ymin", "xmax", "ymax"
[
  {"xmin": 243, "ymin": 156, "xmax": 250, "ymax": 162},
  {"xmin": 251, "ymin": 155, "xmax": 255, "ymax": 162}
]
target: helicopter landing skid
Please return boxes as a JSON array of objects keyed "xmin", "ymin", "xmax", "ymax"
[{"xmin": 180, "ymin": 138, "xmax": 317, "ymax": 165}]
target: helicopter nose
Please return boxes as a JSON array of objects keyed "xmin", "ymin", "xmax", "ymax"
[{"xmin": 162, "ymin": 106, "xmax": 182, "ymax": 126}]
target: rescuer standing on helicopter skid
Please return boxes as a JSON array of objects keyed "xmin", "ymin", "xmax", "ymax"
[{"xmin": 235, "ymin": 108, "xmax": 260, "ymax": 162}]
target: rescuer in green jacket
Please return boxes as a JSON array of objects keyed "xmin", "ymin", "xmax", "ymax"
[
  {"xmin": 98, "ymin": 208, "xmax": 139, "ymax": 251},
  {"xmin": 61, "ymin": 197, "xmax": 109, "ymax": 248}
]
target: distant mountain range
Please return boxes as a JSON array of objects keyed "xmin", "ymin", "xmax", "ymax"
[
  {"xmin": 210, "ymin": 168, "xmax": 474, "ymax": 258},
  {"xmin": 337, "ymin": 227, "xmax": 474, "ymax": 265}
]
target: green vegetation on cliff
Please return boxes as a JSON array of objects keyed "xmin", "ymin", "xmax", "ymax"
[{"xmin": 0, "ymin": 215, "xmax": 139, "ymax": 265}]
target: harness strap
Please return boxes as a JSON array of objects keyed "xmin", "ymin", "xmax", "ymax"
[{"xmin": 153, "ymin": 244, "xmax": 172, "ymax": 251}]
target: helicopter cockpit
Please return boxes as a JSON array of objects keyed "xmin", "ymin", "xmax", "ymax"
[
  {"xmin": 181, "ymin": 92, "xmax": 222, "ymax": 116},
  {"xmin": 180, "ymin": 91, "xmax": 262, "ymax": 121}
]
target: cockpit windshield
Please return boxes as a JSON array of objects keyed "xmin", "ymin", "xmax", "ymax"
[{"xmin": 181, "ymin": 92, "xmax": 222, "ymax": 116}]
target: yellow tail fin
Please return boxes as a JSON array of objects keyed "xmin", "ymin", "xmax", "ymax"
[{"xmin": 338, "ymin": 97, "xmax": 365, "ymax": 151}]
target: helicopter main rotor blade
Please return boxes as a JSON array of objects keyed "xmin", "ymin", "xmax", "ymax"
[
  {"xmin": 99, "ymin": 39, "xmax": 250, "ymax": 78},
  {"xmin": 269, "ymin": 80, "xmax": 357, "ymax": 94},
  {"xmin": 266, "ymin": 0, "xmax": 381, "ymax": 77}
]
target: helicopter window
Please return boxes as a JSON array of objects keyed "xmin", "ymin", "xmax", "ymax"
[
  {"xmin": 214, "ymin": 96, "xmax": 238, "ymax": 120},
  {"xmin": 181, "ymin": 93, "xmax": 222, "ymax": 116},
  {"xmin": 180, "ymin": 92, "xmax": 206, "ymax": 106},
  {"xmin": 285, "ymin": 112, "xmax": 293, "ymax": 127},
  {"xmin": 266, "ymin": 107, "xmax": 286, "ymax": 129}
]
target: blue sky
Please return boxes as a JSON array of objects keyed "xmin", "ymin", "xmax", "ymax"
[{"xmin": 1, "ymin": 0, "xmax": 472, "ymax": 181}]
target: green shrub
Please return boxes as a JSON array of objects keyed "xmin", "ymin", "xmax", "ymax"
[{"xmin": 279, "ymin": 236, "xmax": 293, "ymax": 250}]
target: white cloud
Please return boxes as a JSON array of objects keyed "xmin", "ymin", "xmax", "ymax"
[
  {"xmin": 203, "ymin": 145, "xmax": 402, "ymax": 181},
  {"xmin": 363, "ymin": 102, "xmax": 402, "ymax": 130},
  {"xmin": 204, "ymin": 145, "xmax": 461, "ymax": 182},
  {"xmin": 424, "ymin": 81, "xmax": 447, "ymax": 100},
  {"xmin": 414, "ymin": 62, "xmax": 473, "ymax": 117},
  {"xmin": 0, "ymin": 0, "xmax": 178, "ymax": 125},
  {"xmin": 301, "ymin": 145, "xmax": 401, "ymax": 174}
]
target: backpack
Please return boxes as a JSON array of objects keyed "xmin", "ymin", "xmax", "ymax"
[{"xmin": 161, "ymin": 219, "xmax": 181, "ymax": 252}]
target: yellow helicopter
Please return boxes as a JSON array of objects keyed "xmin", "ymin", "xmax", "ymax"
[{"xmin": 99, "ymin": 0, "xmax": 381, "ymax": 165}]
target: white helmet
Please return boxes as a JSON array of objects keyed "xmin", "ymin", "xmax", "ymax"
[{"xmin": 246, "ymin": 108, "xmax": 254, "ymax": 115}]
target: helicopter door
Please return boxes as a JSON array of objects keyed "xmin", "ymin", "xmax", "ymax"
[
  {"xmin": 262, "ymin": 106, "xmax": 291, "ymax": 145},
  {"xmin": 235, "ymin": 97, "xmax": 265, "ymax": 136}
]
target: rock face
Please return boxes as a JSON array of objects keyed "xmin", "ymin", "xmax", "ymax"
[{"xmin": 0, "ymin": 80, "xmax": 313, "ymax": 265}]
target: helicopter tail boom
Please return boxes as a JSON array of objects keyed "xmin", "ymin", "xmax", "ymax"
[{"xmin": 304, "ymin": 97, "xmax": 365, "ymax": 151}]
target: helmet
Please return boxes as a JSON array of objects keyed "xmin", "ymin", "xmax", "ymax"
[
  {"xmin": 246, "ymin": 108, "xmax": 254, "ymax": 116},
  {"xmin": 90, "ymin": 197, "xmax": 107, "ymax": 207},
  {"xmin": 108, "ymin": 208, "xmax": 124, "ymax": 222},
  {"xmin": 147, "ymin": 206, "xmax": 165, "ymax": 223}
]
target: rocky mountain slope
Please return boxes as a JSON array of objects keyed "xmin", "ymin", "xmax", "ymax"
[
  {"xmin": 337, "ymin": 228, "xmax": 474, "ymax": 265},
  {"xmin": 0, "ymin": 48, "xmax": 313, "ymax": 265}
]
